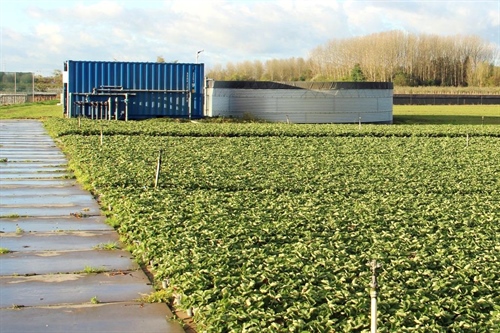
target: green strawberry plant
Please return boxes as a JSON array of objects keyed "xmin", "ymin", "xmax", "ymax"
[{"xmin": 44, "ymin": 118, "xmax": 500, "ymax": 332}]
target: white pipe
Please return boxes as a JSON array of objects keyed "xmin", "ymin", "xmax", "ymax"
[
  {"xmin": 115, "ymin": 97, "xmax": 118, "ymax": 120},
  {"xmin": 154, "ymin": 149, "xmax": 162, "ymax": 188},
  {"xmin": 68, "ymin": 93, "xmax": 73, "ymax": 118},
  {"xmin": 371, "ymin": 290, "xmax": 377, "ymax": 333},
  {"xmin": 108, "ymin": 97, "xmax": 112, "ymax": 120},
  {"xmin": 188, "ymin": 90, "xmax": 192, "ymax": 120},
  {"xmin": 125, "ymin": 93, "xmax": 129, "ymax": 121},
  {"xmin": 368, "ymin": 260, "xmax": 381, "ymax": 333}
]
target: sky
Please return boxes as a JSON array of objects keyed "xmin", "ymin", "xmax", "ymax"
[{"xmin": 0, "ymin": 0, "xmax": 499, "ymax": 76}]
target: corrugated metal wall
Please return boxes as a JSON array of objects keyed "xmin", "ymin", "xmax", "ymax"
[
  {"xmin": 64, "ymin": 60, "xmax": 204, "ymax": 120},
  {"xmin": 206, "ymin": 81, "xmax": 393, "ymax": 123}
]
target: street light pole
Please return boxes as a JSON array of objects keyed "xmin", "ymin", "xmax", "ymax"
[{"xmin": 196, "ymin": 49, "xmax": 204, "ymax": 63}]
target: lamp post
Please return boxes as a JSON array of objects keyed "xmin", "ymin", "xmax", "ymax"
[{"xmin": 196, "ymin": 49, "xmax": 204, "ymax": 63}]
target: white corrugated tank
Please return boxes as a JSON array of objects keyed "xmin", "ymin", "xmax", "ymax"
[{"xmin": 205, "ymin": 81, "xmax": 393, "ymax": 123}]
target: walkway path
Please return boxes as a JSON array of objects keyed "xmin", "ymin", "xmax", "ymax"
[{"xmin": 0, "ymin": 120, "xmax": 184, "ymax": 333}]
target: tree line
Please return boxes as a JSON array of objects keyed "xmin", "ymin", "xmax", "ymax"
[{"xmin": 206, "ymin": 30, "xmax": 500, "ymax": 87}]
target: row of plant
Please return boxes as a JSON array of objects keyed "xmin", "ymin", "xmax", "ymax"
[
  {"xmin": 46, "ymin": 119, "xmax": 500, "ymax": 332},
  {"xmin": 43, "ymin": 118, "xmax": 500, "ymax": 139}
]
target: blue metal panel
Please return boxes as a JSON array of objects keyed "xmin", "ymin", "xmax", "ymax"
[{"xmin": 64, "ymin": 60, "xmax": 204, "ymax": 119}]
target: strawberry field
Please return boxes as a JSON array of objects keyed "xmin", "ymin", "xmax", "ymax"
[{"xmin": 45, "ymin": 119, "xmax": 500, "ymax": 332}]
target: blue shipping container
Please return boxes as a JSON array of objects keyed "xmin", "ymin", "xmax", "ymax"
[{"xmin": 63, "ymin": 60, "xmax": 204, "ymax": 120}]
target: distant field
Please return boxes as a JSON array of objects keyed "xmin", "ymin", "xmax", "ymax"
[
  {"xmin": 0, "ymin": 100, "xmax": 61, "ymax": 119},
  {"xmin": 0, "ymin": 101, "xmax": 499, "ymax": 125},
  {"xmin": 393, "ymin": 86, "xmax": 500, "ymax": 95},
  {"xmin": 393, "ymin": 105, "xmax": 500, "ymax": 125}
]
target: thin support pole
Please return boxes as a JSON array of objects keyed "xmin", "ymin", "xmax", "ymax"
[
  {"xmin": 371, "ymin": 293, "xmax": 377, "ymax": 333},
  {"xmin": 32, "ymin": 72, "xmax": 35, "ymax": 102},
  {"xmin": 108, "ymin": 97, "xmax": 112, "ymax": 120},
  {"xmin": 115, "ymin": 97, "xmax": 119, "ymax": 120},
  {"xmin": 368, "ymin": 260, "xmax": 382, "ymax": 333},
  {"xmin": 125, "ymin": 93, "xmax": 129, "ymax": 121},
  {"xmin": 188, "ymin": 91, "xmax": 192, "ymax": 120},
  {"xmin": 154, "ymin": 149, "xmax": 163, "ymax": 188}
]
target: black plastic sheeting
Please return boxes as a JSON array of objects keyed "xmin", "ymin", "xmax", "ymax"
[
  {"xmin": 393, "ymin": 94, "xmax": 500, "ymax": 105},
  {"xmin": 209, "ymin": 81, "xmax": 393, "ymax": 90}
]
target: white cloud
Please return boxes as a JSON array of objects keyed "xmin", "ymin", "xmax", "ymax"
[
  {"xmin": 78, "ymin": 31, "xmax": 102, "ymax": 46},
  {"xmin": 65, "ymin": 0, "xmax": 124, "ymax": 21},
  {"xmin": 34, "ymin": 23, "xmax": 63, "ymax": 53},
  {"xmin": 1, "ymin": 0, "xmax": 498, "ymax": 74},
  {"xmin": 489, "ymin": 7, "xmax": 500, "ymax": 26},
  {"xmin": 35, "ymin": 23, "xmax": 59, "ymax": 36}
]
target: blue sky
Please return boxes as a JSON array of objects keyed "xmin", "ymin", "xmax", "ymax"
[{"xmin": 1, "ymin": 0, "xmax": 499, "ymax": 76}]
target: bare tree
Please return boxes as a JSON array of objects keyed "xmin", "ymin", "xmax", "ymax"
[{"xmin": 206, "ymin": 31, "xmax": 498, "ymax": 86}]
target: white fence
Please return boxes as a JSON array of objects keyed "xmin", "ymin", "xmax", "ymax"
[
  {"xmin": 0, "ymin": 93, "xmax": 59, "ymax": 106},
  {"xmin": 0, "ymin": 94, "xmax": 28, "ymax": 105}
]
